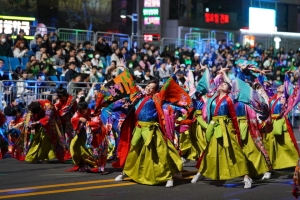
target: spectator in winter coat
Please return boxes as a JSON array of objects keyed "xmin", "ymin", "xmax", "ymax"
[
  {"xmin": 0, "ymin": 34, "xmax": 13, "ymax": 57},
  {"xmin": 13, "ymin": 40, "xmax": 28, "ymax": 58},
  {"xmin": 14, "ymin": 29, "xmax": 29, "ymax": 49}
]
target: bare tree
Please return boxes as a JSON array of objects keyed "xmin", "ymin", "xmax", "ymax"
[{"xmin": 62, "ymin": 0, "xmax": 111, "ymax": 30}]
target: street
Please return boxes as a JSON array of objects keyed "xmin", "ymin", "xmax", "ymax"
[{"xmin": 0, "ymin": 130, "xmax": 299, "ymax": 200}]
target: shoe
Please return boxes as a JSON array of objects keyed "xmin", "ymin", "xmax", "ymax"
[
  {"xmin": 165, "ymin": 180, "xmax": 173, "ymax": 188},
  {"xmin": 115, "ymin": 173, "xmax": 126, "ymax": 181},
  {"xmin": 261, "ymin": 172, "xmax": 271, "ymax": 180},
  {"xmin": 191, "ymin": 173, "xmax": 203, "ymax": 183},
  {"xmin": 65, "ymin": 165, "xmax": 80, "ymax": 172},
  {"xmin": 173, "ymin": 172, "xmax": 182, "ymax": 179},
  {"xmin": 181, "ymin": 157, "xmax": 190, "ymax": 166},
  {"xmin": 243, "ymin": 177, "xmax": 253, "ymax": 189}
]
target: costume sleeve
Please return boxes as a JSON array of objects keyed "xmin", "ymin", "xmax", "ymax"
[
  {"xmin": 39, "ymin": 103, "xmax": 54, "ymax": 127},
  {"xmin": 54, "ymin": 100, "xmax": 61, "ymax": 111},
  {"xmin": 157, "ymin": 78, "xmax": 194, "ymax": 138},
  {"xmin": 94, "ymin": 69, "xmax": 140, "ymax": 115},
  {"xmin": 284, "ymin": 73, "xmax": 294, "ymax": 98},
  {"xmin": 196, "ymin": 69, "xmax": 210, "ymax": 95},
  {"xmin": 232, "ymin": 78, "xmax": 269, "ymax": 120},
  {"xmin": 186, "ymin": 70, "xmax": 196, "ymax": 97},
  {"xmin": 281, "ymin": 76, "xmax": 300, "ymax": 116},
  {"xmin": 62, "ymin": 96, "xmax": 77, "ymax": 116},
  {"xmin": 196, "ymin": 69, "xmax": 222, "ymax": 96}
]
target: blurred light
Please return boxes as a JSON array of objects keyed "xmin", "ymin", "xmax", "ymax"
[
  {"xmin": 274, "ymin": 37, "xmax": 281, "ymax": 49},
  {"xmin": 0, "ymin": 15, "xmax": 35, "ymax": 21},
  {"xmin": 11, "ymin": 36, "xmax": 34, "ymax": 40},
  {"xmin": 240, "ymin": 29, "xmax": 300, "ymax": 37},
  {"xmin": 120, "ymin": 15, "xmax": 126, "ymax": 19},
  {"xmin": 249, "ymin": 7, "xmax": 276, "ymax": 32},
  {"xmin": 205, "ymin": 8, "xmax": 209, "ymax": 12}
]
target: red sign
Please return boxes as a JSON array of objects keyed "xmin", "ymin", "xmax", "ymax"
[
  {"xmin": 144, "ymin": 34, "xmax": 153, "ymax": 42},
  {"xmin": 204, "ymin": 13, "xmax": 230, "ymax": 24}
]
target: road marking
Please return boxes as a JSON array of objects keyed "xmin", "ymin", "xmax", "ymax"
[
  {"xmin": 0, "ymin": 182, "xmax": 136, "ymax": 199},
  {"xmin": 0, "ymin": 178, "xmax": 120, "ymax": 193},
  {"xmin": 0, "ymin": 171, "xmax": 196, "ymax": 194},
  {"xmin": 0, "ymin": 173, "xmax": 195, "ymax": 199}
]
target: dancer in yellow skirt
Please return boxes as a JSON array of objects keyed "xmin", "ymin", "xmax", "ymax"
[
  {"xmin": 191, "ymin": 68, "xmax": 268, "ymax": 189},
  {"xmin": 92, "ymin": 69, "xmax": 194, "ymax": 187},
  {"xmin": 25, "ymin": 100, "xmax": 67, "ymax": 163},
  {"xmin": 235, "ymin": 101, "xmax": 273, "ymax": 179},
  {"xmin": 113, "ymin": 78, "xmax": 193, "ymax": 187},
  {"xmin": 180, "ymin": 97, "xmax": 207, "ymax": 164},
  {"xmin": 263, "ymin": 72, "xmax": 300, "ymax": 170},
  {"xmin": 68, "ymin": 97, "xmax": 108, "ymax": 173}
]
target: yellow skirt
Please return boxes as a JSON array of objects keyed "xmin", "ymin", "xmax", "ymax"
[
  {"xmin": 238, "ymin": 117, "xmax": 269, "ymax": 177},
  {"xmin": 124, "ymin": 121, "xmax": 182, "ymax": 185},
  {"xmin": 180, "ymin": 111, "xmax": 207, "ymax": 160},
  {"xmin": 263, "ymin": 115, "xmax": 298, "ymax": 170},
  {"xmin": 70, "ymin": 134, "xmax": 97, "ymax": 167},
  {"xmin": 199, "ymin": 116, "xmax": 249, "ymax": 180},
  {"xmin": 25, "ymin": 126, "xmax": 56, "ymax": 163}
]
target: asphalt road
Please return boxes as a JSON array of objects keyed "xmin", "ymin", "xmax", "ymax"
[{"xmin": 1, "ymin": 129, "xmax": 300, "ymax": 200}]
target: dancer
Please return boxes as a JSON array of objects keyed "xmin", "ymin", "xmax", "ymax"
[
  {"xmin": 8, "ymin": 105, "xmax": 26, "ymax": 159},
  {"xmin": 263, "ymin": 72, "xmax": 300, "ymax": 170},
  {"xmin": 101, "ymin": 98, "xmax": 128, "ymax": 161},
  {"xmin": 0, "ymin": 111, "xmax": 8, "ymax": 159},
  {"xmin": 54, "ymin": 85, "xmax": 77, "ymax": 160},
  {"xmin": 25, "ymin": 100, "xmax": 67, "ymax": 163},
  {"xmin": 222, "ymin": 69, "xmax": 273, "ymax": 179},
  {"xmin": 176, "ymin": 69, "xmax": 207, "ymax": 164},
  {"xmin": 94, "ymin": 69, "xmax": 193, "ymax": 187},
  {"xmin": 68, "ymin": 97, "xmax": 108, "ymax": 173},
  {"xmin": 115, "ymin": 79, "xmax": 193, "ymax": 187},
  {"xmin": 191, "ymin": 68, "xmax": 268, "ymax": 189}
]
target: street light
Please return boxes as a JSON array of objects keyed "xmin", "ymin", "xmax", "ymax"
[{"xmin": 120, "ymin": 13, "xmax": 138, "ymax": 35}]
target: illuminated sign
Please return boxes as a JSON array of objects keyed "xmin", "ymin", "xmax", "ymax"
[
  {"xmin": 11, "ymin": 35, "xmax": 34, "ymax": 40},
  {"xmin": 243, "ymin": 35, "xmax": 255, "ymax": 47},
  {"xmin": 144, "ymin": 17, "xmax": 160, "ymax": 25},
  {"xmin": 144, "ymin": 0, "xmax": 160, "ymax": 7},
  {"xmin": 204, "ymin": 13, "xmax": 229, "ymax": 24},
  {"xmin": 143, "ymin": 8, "xmax": 159, "ymax": 16},
  {"xmin": 249, "ymin": 7, "xmax": 276, "ymax": 32},
  {"xmin": 0, "ymin": 15, "xmax": 35, "ymax": 35},
  {"xmin": 144, "ymin": 34, "xmax": 153, "ymax": 42}
]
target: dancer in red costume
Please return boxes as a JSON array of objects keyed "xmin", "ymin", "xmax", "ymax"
[
  {"xmin": 25, "ymin": 100, "xmax": 67, "ymax": 163},
  {"xmin": 68, "ymin": 97, "xmax": 108, "ymax": 174},
  {"xmin": 54, "ymin": 85, "xmax": 77, "ymax": 160}
]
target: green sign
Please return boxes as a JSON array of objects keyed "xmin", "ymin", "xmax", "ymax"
[{"xmin": 143, "ymin": 8, "xmax": 159, "ymax": 16}]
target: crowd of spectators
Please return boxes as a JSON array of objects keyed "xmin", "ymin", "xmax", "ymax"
[{"xmin": 1, "ymin": 30, "xmax": 300, "ymax": 108}]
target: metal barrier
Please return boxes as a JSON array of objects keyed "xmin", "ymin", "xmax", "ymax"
[
  {"xmin": 209, "ymin": 30, "xmax": 235, "ymax": 44},
  {"xmin": 29, "ymin": 26, "xmax": 57, "ymax": 36},
  {"xmin": 58, "ymin": 28, "xmax": 95, "ymax": 46},
  {"xmin": 0, "ymin": 80, "xmax": 68, "ymax": 110},
  {"xmin": 200, "ymin": 38, "xmax": 217, "ymax": 54},
  {"xmin": 67, "ymin": 81, "xmax": 149, "ymax": 97},
  {"xmin": 160, "ymin": 38, "xmax": 187, "ymax": 52},
  {"xmin": 94, "ymin": 32, "xmax": 131, "ymax": 48},
  {"xmin": 189, "ymin": 28, "xmax": 210, "ymax": 38}
]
